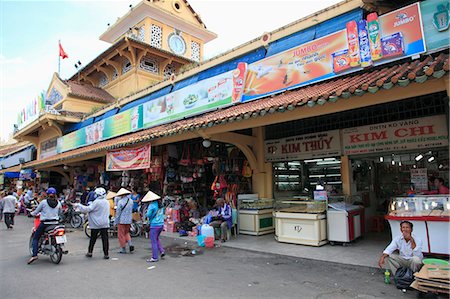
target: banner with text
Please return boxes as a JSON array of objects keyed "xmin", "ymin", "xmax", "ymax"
[
  {"xmin": 57, "ymin": 64, "xmax": 246, "ymax": 153},
  {"xmin": 420, "ymin": 0, "xmax": 450, "ymax": 52},
  {"xmin": 342, "ymin": 115, "xmax": 448, "ymax": 156},
  {"xmin": 242, "ymin": 2, "xmax": 425, "ymax": 102},
  {"xmin": 265, "ymin": 130, "xmax": 341, "ymax": 162},
  {"xmin": 143, "ymin": 63, "xmax": 247, "ymax": 128},
  {"xmin": 106, "ymin": 144, "xmax": 151, "ymax": 171}
]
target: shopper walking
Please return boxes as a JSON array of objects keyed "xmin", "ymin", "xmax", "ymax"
[
  {"xmin": 75, "ymin": 187, "xmax": 110, "ymax": 259},
  {"xmin": 114, "ymin": 188, "xmax": 134, "ymax": 254},
  {"xmin": 0, "ymin": 190, "xmax": 5, "ymax": 222},
  {"xmin": 3, "ymin": 190, "xmax": 17, "ymax": 229},
  {"xmin": 144, "ymin": 191, "xmax": 165, "ymax": 262}
]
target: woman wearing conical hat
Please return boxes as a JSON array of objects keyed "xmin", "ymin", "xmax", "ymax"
[
  {"xmin": 114, "ymin": 188, "xmax": 134, "ymax": 254},
  {"xmin": 143, "ymin": 191, "xmax": 165, "ymax": 262}
]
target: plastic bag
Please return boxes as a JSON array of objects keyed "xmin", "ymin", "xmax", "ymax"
[{"xmin": 394, "ymin": 267, "xmax": 414, "ymax": 289}]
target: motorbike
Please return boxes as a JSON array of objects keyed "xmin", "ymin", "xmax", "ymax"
[
  {"xmin": 84, "ymin": 217, "xmax": 141, "ymax": 238},
  {"xmin": 60, "ymin": 202, "xmax": 83, "ymax": 228},
  {"xmin": 29, "ymin": 219, "xmax": 68, "ymax": 264}
]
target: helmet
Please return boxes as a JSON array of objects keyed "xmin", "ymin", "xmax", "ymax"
[
  {"xmin": 94, "ymin": 187, "xmax": 106, "ymax": 197},
  {"xmin": 47, "ymin": 187, "xmax": 57, "ymax": 195}
]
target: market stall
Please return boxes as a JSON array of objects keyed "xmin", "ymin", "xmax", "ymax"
[
  {"xmin": 385, "ymin": 195, "xmax": 450, "ymax": 256},
  {"xmin": 273, "ymin": 198, "xmax": 327, "ymax": 246},
  {"xmin": 238, "ymin": 194, "xmax": 274, "ymax": 235}
]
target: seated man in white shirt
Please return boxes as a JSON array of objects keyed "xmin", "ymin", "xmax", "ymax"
[{"xmin": 378, "ymin": 220, "xmax": 423, "ymax": 275}]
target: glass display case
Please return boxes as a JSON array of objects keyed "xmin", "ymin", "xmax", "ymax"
[
  {"xmin": 238, "ymin": 196, "xmax": 275, "ymax": 236},
  {"xmin": 273, "ymin": 198, "xmax": 327, "ymax": 246},
  {"xmin": 388, "ymin": 195, "xmax": 450, "ymax": 217},
  {"xmin": 239, "ymin": 198, "xmax": 274, "ymax": 210},
  {"xmin": 274, "ymin": 199, "xmax": 326, "ymax": 214},
  {"xmin": 385, "ymin": 195, "xmax": 449, "ymax": 255}
]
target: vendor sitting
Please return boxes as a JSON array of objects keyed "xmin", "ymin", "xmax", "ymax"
[
  {"xmin": 378, "ymin": 221, "xmax": 423, "ymax": 275},
  {"xmin": 209, "ymin": 198, "xmax": 232, "ymax": 243}
]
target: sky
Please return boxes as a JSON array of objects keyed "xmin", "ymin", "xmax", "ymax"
[{"xmin": 0, "ymin": 0, "xmax": 341, "ymax": 142}]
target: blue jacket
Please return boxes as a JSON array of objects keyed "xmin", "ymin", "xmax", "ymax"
[
  {"xmin": 146, "ymin": 201, "xmax": 164, "ymax": 227},
  {"xmin": 218, "ymin": 204, "xmax": 232, "ymax": 229}
]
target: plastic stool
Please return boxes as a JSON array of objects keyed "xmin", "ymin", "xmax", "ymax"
[{"xmin": 369, "ymin": 216, "xmax": 384, "ymax": 233}]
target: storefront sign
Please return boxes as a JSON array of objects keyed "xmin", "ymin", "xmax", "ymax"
[
  {"xmin": 242, "ymin": 3, "xmax": 425, "ymax": 102},
  {"xmin": 106, "ymin": 144, "xmax": 151, "ymax": 171},
  {"xmin": 40, "ymin": 138, "xmax": 58, "ymax": 159},
  {"xmin": 19, "ymin": 169, "xmax": 34, "ymax": 180},
  {"xmin": 410, "ymin": 168, "xmax": 428, "ymax": 191},
  {"xmin": 143, "ymin": 63, "xmax": 247, "ymax": 128},
  {"xmin": 342, "ymin": 115, "xmax": 448, "ymax": 155},
  {"xmin": 265, "ymin": 130, "xmax": 341, "ymax": 162},
  {"xmin": 57, "ymin": 64, "xmax": 247, "ymax": 154},
  {"xmin": 420, "ymin": 0, "xmax": 450, "ymax": 52}
]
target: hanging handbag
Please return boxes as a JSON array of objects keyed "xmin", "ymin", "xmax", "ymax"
[
  {"xmin": 179, "ymin": 144, "xmax": 191, "ymax": 166},
  {"xmin": 242, "ymin": 160, "xmax": 252, "ymax": 177}
]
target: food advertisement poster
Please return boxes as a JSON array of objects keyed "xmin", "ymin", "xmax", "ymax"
[
  {"xmin": 264, "ymin": 130, "xmax": 341, "ymax": 162},
  {"xmin": 242, "ymin": 30, "xmax": 348, "ymax": 102},
  {"xmin": 342, "ymin": 115, "xmax": 448, "ymax": 155},
  {"xmin": 420, "ymin": 0, "xmax": 450, "ymax": 52},
  {"xmin": 106, "ymin": 144, "xmax": 151, "ymax": 171},
  {"xmin": 242, "ymin": 3, "xmax": 425, "ymax": 102},
  {"xmin": 143, "ymin": 63, "xmax": 247, "ymax": 128},
  {"xmin": 57, "ymin": 129, "xmax": 85, "ymax": 153},
  {"xmin": 104, "ymin": 106, "xmax": 143, "ymax": 139}
]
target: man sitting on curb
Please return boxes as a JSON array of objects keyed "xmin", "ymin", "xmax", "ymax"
[{"xmin": 378, "ymin": 220, "xmax": 423, "ymax": 275}]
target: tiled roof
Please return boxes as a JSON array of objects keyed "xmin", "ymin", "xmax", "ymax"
[
  {"xmin": 65, "ymin": 80, "xmax": 115, "ymax": 104},
  {"xmin": 0, "ymin": 141, "xmax": 32, "ymax": 157},
  {"xmin": 58, "ymin": 110, "xmax": 86, "ymax": 119},
  {"xmin": 25, "ymin": 53, "xmax": 449, "ymax": 168}
]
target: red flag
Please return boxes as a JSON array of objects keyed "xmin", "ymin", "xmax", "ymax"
[{"xmin": 59, "ymin": 41, "xmax": 68, "ymax": 59}]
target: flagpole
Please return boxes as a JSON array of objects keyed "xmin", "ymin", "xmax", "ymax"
[{"xmin": 58, "ymin": 39, "xmax": 61, "ymax": 75}]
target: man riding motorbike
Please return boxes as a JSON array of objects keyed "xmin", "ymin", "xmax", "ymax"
[{"xmin": 28, "ymin": 187, "xmax": 62, "ymax": 264}]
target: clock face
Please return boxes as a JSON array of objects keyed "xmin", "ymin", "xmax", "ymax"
[{"xmin": 168, "ymin": 34, "xmax": 186, "ymax": 55}]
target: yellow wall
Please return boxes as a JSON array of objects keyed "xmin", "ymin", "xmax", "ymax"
[{"xmin": 62, "ymin": 98, "xmax": 102, "ymax": 114}]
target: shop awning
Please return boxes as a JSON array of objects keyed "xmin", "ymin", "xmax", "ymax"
[
  {"xmin": 3, "ymin": 172, "xmax": 20, "ymax": 179},
  {"xmin": 24, "ymin": 53, "xmax": 449, "ymax": 169}
]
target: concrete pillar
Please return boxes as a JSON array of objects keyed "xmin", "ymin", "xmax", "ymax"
[{"xmin": 341, "ymin": 155, "xmax": 352, "ymax": 196}]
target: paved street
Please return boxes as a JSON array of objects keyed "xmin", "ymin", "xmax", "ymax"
[{"xmin": 0, "ymin": 215, "xmax": 418, "ymax": 299}]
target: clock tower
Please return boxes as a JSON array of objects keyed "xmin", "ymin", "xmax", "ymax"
[
  {"xmin": 72, "ymin": 0, "xmax": 217, "ymax": 100},
  {"xmin": 100, "ymin": 0, "xmax": 217, "ymax": 62}
]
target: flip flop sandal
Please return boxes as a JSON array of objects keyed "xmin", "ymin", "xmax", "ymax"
[{"xmin": 27, "ymin": 257, "xmax": 38, "ymax": 264}]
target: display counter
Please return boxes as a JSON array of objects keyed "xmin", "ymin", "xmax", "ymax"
[
  {"xmin": 238, "ymin": 197, "xmax": 274, "ymax": 235},
  {"xmin": 386, "ymin": 195, "xmax": 449, "ymax": 255},
  {"xmin": 273, "ymin": 199, "xmax": 327, "ymax": 246}
]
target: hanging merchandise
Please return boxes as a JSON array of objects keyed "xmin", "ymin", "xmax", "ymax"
[
  {"xmin": 179, "ymin": 144, "xmax": 191, "ymax": 166},
  {"xmin": 242, "ymin": 160, "xmax": 252, "ymax": 177}
]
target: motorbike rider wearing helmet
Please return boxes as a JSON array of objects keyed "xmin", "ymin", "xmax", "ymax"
[{"xmin": 28, "ymin": 187, "xmax": 62, "ymax": 264}]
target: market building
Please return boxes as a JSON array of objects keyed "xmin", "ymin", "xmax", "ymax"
[{"xmin": 3, "ymin": 0, "xmax": 449, "ymax": 257}]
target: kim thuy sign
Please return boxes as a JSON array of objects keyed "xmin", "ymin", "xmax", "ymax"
[{"xmin": 265, "ymin": 130, "xmax": 341, "ymax": 162}]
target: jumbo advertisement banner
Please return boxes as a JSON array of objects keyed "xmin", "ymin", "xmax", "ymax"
[
  {"xmin": 420, "ymin": 0, "xmax": 450, "ymax": 52},
  {"xmin": 265, "ymin": 130, "xmax": 341, "ymax": 162},
  {"xmin": 106, "ymin": 144, "xmax": 151, "ymax": 171},
  {"xmin": 342, "ymin": 115, "xmax": 448, "ymax": 155},
  {"xmin": 242, "ymin": 2, "xmax": 425, "ymax": 102},
  {"xmin": 143, "ymin": 63, "xmax": 247, "ymax": 128}
]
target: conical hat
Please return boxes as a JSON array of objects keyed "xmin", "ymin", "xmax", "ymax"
[
  {"xmin": 141, "ymin": 190, "xmax": 161, "ymax": 202},
  {"xmin": 106, "ymin": 191, "xmax": 117, "ymax": 200},
  {"xmin": 116, "ymin": 188, "xmax": 131, "ymax": 197}
]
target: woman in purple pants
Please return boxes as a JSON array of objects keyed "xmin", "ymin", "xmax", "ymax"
[{"xmin": 144, "ymin": 191, "xmax": 165, "ymax": 262}]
